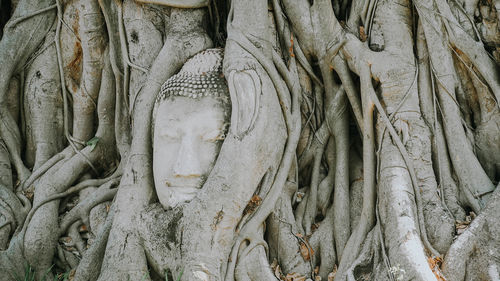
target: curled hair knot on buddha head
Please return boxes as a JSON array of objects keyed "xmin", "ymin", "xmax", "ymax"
[{"xmin": 156, "ymin": 48, "xmax": 230, "ymax": 104}]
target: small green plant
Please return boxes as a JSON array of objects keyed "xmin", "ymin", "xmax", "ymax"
[
  {"xmin": 12, "ymin": 264, "xmax": 35, "ymax": 281},
  {"xmin": 176, "ymin": 268, "xmax": 184, "ymax": 281},
  {"xmin": 12, "ymin": 264, "xmax": 71, "ymax": 281},
  {"xmin": 53, "ymin": 271, "xmax": 71, "ymax": 281},
  {"xmin": 86, "ymin": 136, "xmax": 100, "ymax": 151},
  {"xmin": 164, "ymin": 268, "xmax": 184, "ymax": 281}
]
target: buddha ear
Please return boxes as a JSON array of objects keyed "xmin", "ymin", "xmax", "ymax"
[{"xmin": 227, "ymin": 69, "xmax": 261, "ymax": 139}]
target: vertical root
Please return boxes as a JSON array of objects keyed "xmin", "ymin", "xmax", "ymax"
[
  {"xmin": 334, "ymin": 62, "xmax": 376, "ymax": 281},
  {"xmin": 303, "ymin": 142, "xmax": 325, "ymax": 235}
]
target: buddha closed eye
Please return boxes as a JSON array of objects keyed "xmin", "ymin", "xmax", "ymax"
[{"xmin": 152, "ymin": 48, "xmax": 230, "ymax": 209}]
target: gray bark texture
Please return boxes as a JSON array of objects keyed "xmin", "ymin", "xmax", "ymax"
[{"xmin": 0, "ymin": 0, "xmax": 498, "ymax": 280}]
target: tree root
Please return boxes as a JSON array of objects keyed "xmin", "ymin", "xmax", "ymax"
[
  {"xmin": 5, "ymin": 4, "xmax": 56, "ymax": 28},
  {"xmin": 294, "ymin": 191, "xmax": 308, "ymax": 235},
  {"xmin": 370, "ymin": 79, "xmax": 441, "ymax": 258},
  {"xmin": 321, "ymin": 67, "xmax": 351, "ymax": 261},
  {"xmin": 59, "ymin": 178, "xmax": 119, "ymax": 235},
  {"xmin": 349, "ymin": 143, "xmax": 364, "ymax": 233},
  {"xmin": 303, "ymin": 141, "xmax": 325, "ymax": 235},
  {"xmin": 334, "ymin": 62, "xmax": 376, "ymax": 281},
  {"xmin": 0, "ymin": 0, "xmax": 57, "ymax": 185},
  {"xmin": 20, "ymin": 150, "xmax": 67, "ymax": 192},
  {"xmin": 0, "ymin": 139, "xmax": 12, "ymax": 190},
  {"xmin": 309, "ymin": 204, "xmax": 337, "ymax": 280},
  {"xmin": 22, "ymin": 23, "xmax": 65, "ymax": 171},
  {"xmin": 228, "ymin": 227, "xmax": 271, "ymax": 281},
  {"xmin": 71, "ymin": 0, "xmax": 107, "ymax": 143},
  {"xmin": 416, "ymin": 21, "xmax": 466, "ymax": 221},
  {"xmin": 73, "ymin": 204, "xmax": 114, "ymax": 281},
  {"xmin": 317, "ymin": 137, "xmax": 335, "ymax": 215},
  {"xmin": 298, "ymin": 122, "xmax": 329, "ymax": 170},
  {"xmin": 20, "ymin": 174, "xmax": 120, "ymax": 240},
  {"xmin": 332, "ymin": 56, "xmax": 364, "ymax": 134},
  {"xmin": 442, "ymin": 184, "xmax": 500, "ymax": 281},
  {"xmin": 415, "ymin": 0, "xmax": 495, "ymax": 209},
  {"xmin": 235, "ymin": 243, "xmax": 277, "ymax": 281},
  {"xmin": 99, "ymin": 0, "xmax": 131, "ymax": 160},
  {"xmin": 0, "ymin": 205, "xmax": 14, "ymax": 245},
  {"xmin": 267, "ymin": 185, "xmax": 311, "ymax": 277},
  {"xmin": 0, "ymin": 185, "xmax": 29, "ymax": 232},
  {"xmin": 224, "ymin": 12, "xmax": 302, "ymax": 279},
  {"xmin": 345, "ymin": 227, "xmax": 390, "ymax": 281},
  {"xmin": 19, "ymin": 49, "xmax": 117, "ymax": 274},
  {"xmin": 339, "ymin": 37, "xmax": 444, "ymax": 256},
  {"xmin": 67, "ymin": 221, "xmax": 86, "ymax": 254},
  {"xmin": 53, "ymin": 0, "xmax": 98, "ymax": 176}
]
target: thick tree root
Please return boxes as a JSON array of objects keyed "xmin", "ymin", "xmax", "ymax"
[
  {"xmin": 442, "ymin": 184, "xmax": 500, "ymax": 281},
  {"xmin": 334, "ymin": 63, "xmax": 376, "ymax": 281},
  {"xmin": 59, "ymin": 178, "xmax": 119, "ymax": 235},
  {"xmin": 303, "ymin": 142, "xmax": 325, "ymax": 235},
  {"xmin": 0, "ymin": 184, "xmax": 29, "ymax": 233},
  {"xmin": 20, "ymin": 147, "xmax": 66, "ymax": 192},
  {"xmin": 224, "ymin": 19, "xmax": 302, "ymax": 280},
  {"xmin": 73, "ymin": 205, "xmax": 114, "ymax": 281},
  {"xmin": 23, "ymin": 22, "xmax": 64, "ymax": 171},
  {"xmin": 309, "ymin": 204, "xmax": 337, "ymax": 280},
  {"xmin": 267, "ymin": 185, "xmax": 311, "ymax": 277},
  {"xmin": 0, "ymin": 0, "xmax": 57, "ymax": 184},
  {"xmin": 235, "ymin": 241, "xmax": 277, "ymax": 281}
]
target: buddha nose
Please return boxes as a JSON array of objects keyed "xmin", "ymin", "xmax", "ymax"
[{"xmin": 173, "ymin": 136, "xmax": 202, "ymax": 178}]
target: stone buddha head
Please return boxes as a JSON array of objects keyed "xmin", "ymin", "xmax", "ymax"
[{"xmin": 152, "ymin": 48, "xmax": 230, "ymax": 209}]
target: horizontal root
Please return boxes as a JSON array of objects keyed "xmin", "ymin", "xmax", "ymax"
[
  {"xmin": 5, "ymin": 4, "xmax": 57, "ymax": 29},
  {"xmin": 20, "ymin": 151, "xmax": 66, "ymax": 192},
  {"xmin": 59, "ymin": 180, "xmax": 119, "ymax": 235}
]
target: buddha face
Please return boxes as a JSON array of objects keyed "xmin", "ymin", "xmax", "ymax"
[{"xmin": 153, "ymin": 95, "xmax": 228, "ymax": 209}]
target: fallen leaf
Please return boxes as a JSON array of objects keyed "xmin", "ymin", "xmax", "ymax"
[
  {"xmin": 455, "ymin": 215, "xmax": 473, "ymax": 235},
  {"xmin": 23, "ymin": 190, "xmax": 34, "ymax": 200},
  {"xmin": 311, "ymin": 223, "xmax": 320, "ymax": 233},
  {"xmin": 296, "ymin": 233, "xmax": 314, "ymax": 261},
  {"xmin": 243, "ymin": 194, "xmax": 262, "ymax": 215},
  {"xmin": 327, "ymin": 264, "xmax": 337, "ymax": 281},
  {"xmin": 211, "ymin": 209, "xmax": 224, "ymax": 230},
  {"xmin": 427, "ymin": 256, "xmax": 447, "ymax": 281},
  {"xmin": 359, "ymin": 26, "xmax": 367, "ymax": 42},
  {"xmin": 68, "ymin": 269, "xmax": 76, "ymax": 281},
  {"xmin": 271, "ymin": 259, "xmax": 278, "ymax": 269},
  {"xmin": 286, "ymin": 272, "xmax": 306, "ymax": 281},
  {"xmin": 274, "ymin": 264, "xmax": 284, "ymax": 280},
  {"xmin": 299, "ymin": 241, "xmax": 314, "ymax": 261}
]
